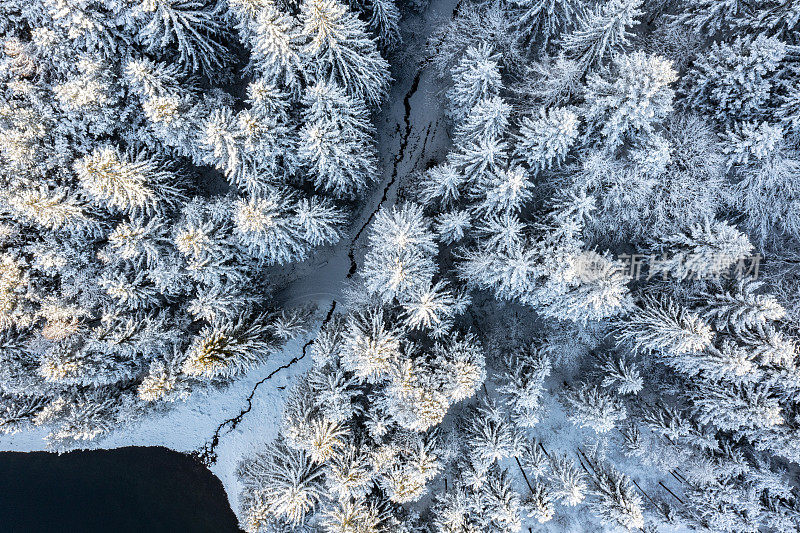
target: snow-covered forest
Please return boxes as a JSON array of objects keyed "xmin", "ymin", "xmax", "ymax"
[{"xmin": 2, "ymin": 0, "xmax": 800, "ymax": 531}]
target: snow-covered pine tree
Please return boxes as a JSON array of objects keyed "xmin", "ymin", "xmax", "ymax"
[
  {"xmin": 447, "ymin": 44, "xmax": 504, "ymax": 124},
  {"xmin": 455, "ymin": 95, "xmax": 511, "ymax": 145},
  {"xmin": 654, "ymin": 218, "xmax": 753, "ymax": 280},
  {"xmin": 513, "ymin": 106, "xmax": 580, "ymax": 174},
  {"xmin": 237, "ymin": 291, "xmax": 479, "ymax": 527},
  {"xmin": 364, "ymin": 0, "xmax": 402, "ymax": 50},
  {"xmin": 481, "ymin": 467, "xmax": 523, "ymax": 532},
  {"xmin": 247, "ymin": 1, "xmax": 307, "ymax": 95},
  {"xmin": 560, "ymin": 0, "xmax": 643, "ymax": 70},
  {"xmin": 465, "ymin": 397, "xmax": 524, "ymax": 467},
  {"xmin": 510, "ymin": 0, "xmax": 582, "ymax": 50},
  {"xmin": 74, "ymin": 145, "xmax": 184, "ymax": 216},
  {"xmin": 574, "ymin": 112, "xmax": 728, "ymax": 243},
  {"xmin": 548, "ymin": 454, "xmax": 588, "ymax": 506},
  {"xmin": 340, "ymin": 308, "xmax": 401, "ymax": 383},
  {"xmin": 532, "ymin": 249, "xmax": 634, "ymax": 323},
  {"xmin": 692, "ymin": 381, "xmax": 783, "ymax": 433},
  {"xmin": 702, "ymin": 279, "xmax": 785, "ymax": 334},
  {"xmin": 182, "ymin": 311, "xmax": 308, "ymax": 380},
  {"xmin": 237, "ymin": 437, "xmax": 325, "ymax": 528},
  {"xmin": 599, "ymin": 353, "xmax": 643, "ymax": 395},
  {"xmin": 361, "ymin": 203, "xmax": 438, "ymax": 303},
  {"xmin": 563, "ymin": 382, "xmax": 628, "ymax": 433},
  {"xmin": 430, "ymin": 483, "xmax": 482, "ymax": 532},
  {"xmin": 135, "ymin": 0, "xmax": 230, "ymax": 74},
  {"xmin": 299, "ymin": 81, "xmax": 379, "ymax": 197},
  {"xmin": 733, "ymin": 142, "xmax": 800, "ymax": 245},
  {"xmin": 619, "ymin": 280, "xmax": 800, "ymax": 472},
  {"xmin": 673, "ymin": 0, "xmax": 747, "ymax": 37},
  {"xmin": 722, "ymin": 121, "xmax": 785, "ymax": 169},
  {"xmin": 616, "ymin": 295, "xmax": 715, "ymax": 357},
  {"xmin": 587, "ymin": 460, "xmax": 645, "ymax": 530},
  {"xmin": 427, "ymin": 1, "xmax": 524, "ymax": 84},
  {"xmin": 497, "ymin": 345, "xmax": 552, "ymax": 427},
  {"xmin": 682, "ymin": 34, "xmax": 786, "ymax": 125},
  {"xmin": 583, "ymin": 52, "xmax": 677, "ymax": 149},
  {"xmin": 524, "ymin": 480, "xmax": 556, "ymax": 523},
  {"xmin": 735, "ymin": 1, "xmax": 800, "ymax": 39},
  {"xmin": 301, "ymin": 0, "xmax": 391, "ymax": 106}
]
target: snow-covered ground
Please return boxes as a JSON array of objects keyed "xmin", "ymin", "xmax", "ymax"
[{"xmin": 0, "ymin": 0, "xmax": 459, "ymax": 521}]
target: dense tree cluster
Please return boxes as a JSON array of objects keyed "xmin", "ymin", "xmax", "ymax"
[
  {"xmin": 3, "ymin": 0, "xmax": 800, "ymax": 531},
  {"xmin": 237, "ymin": 0, "xmax": 800, "ymax": 531},
  {"xmin": 0, "ymin": 0, "xmax": 393, "ymax": 448}
]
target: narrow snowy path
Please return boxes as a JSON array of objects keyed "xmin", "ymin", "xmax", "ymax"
[{"xmin": 0, "ymin": 0, "xmax": 460, "ymax": 520}]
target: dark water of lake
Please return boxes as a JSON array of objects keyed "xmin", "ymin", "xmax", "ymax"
[{"xmin": 0, "ymin": 447, "xmax": 244, "ymax": 533}]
